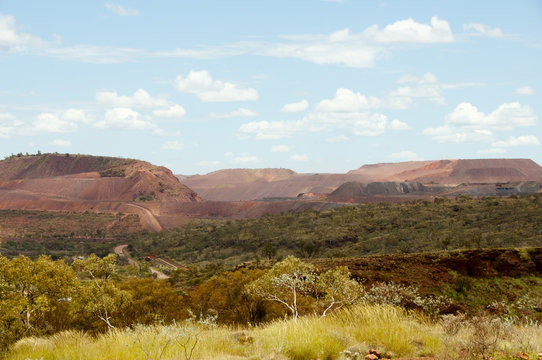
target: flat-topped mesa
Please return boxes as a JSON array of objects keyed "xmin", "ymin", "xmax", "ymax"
[
  {"xmin": 0, "ymin": 153, "xmax": 200, "ymax": 203},
  {"xmin": 349, "ymin": 158, "xmax": 542, "ymax": 185}
]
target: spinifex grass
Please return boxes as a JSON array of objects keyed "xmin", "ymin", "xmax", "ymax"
[{"xmin": 7, "ymin": 304, "xmax": 542, "ymax": 360}]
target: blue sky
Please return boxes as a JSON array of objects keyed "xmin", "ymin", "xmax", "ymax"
[{"xmin": 1, "ymin": 1, "xmax": 541, "ymax": 174}]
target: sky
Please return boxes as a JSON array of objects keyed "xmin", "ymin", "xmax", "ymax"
[{"xmin": 1, "ymin": 1, "xmax": 541, "ymax": 174}]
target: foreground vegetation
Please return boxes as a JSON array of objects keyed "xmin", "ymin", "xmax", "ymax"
[
  {"xmin": 7, "ymin": 304, "xmax": 542, "ymax": 360},
  {"xmin": 2, "ymin": 253, "xmax": 542, "ymax": 359}
]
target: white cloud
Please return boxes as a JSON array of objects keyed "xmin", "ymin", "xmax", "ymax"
[
  {"xmin": 0, "ymin": 112, "xmax": 14, "ymax": 120},
  {"xmin": 492, "ymin": 135, "xmax": 540, "ymax": 147},
  {"xmin": 477, "ymin": 148, "xmax": 506, "ymax": 154},
  {"xmin": 514, "ymin": 86, "xmax": 535, "ymax": 95},
  {"xmin": 153, "ymin": 104, "xmax": 187, "ymax": 118},
  {"xmin": 175, "ymin": 70, "xmax": 258, "ymax": 102},
  {"xmin": 223, "ymin": 152, "xmax": 234, "ymax": 157},
  {"xmin": 289, "ymin": 154, "xmax": 308, "ymax": 162},
  {"xmin": 0, "ymin": 13, "xmax": 44, "ymax": 52},
  {"xmin": 96, "ymin": 89, "xmax": 169, "ymax": 108},
  {"xmin": 32, "ymin": 113, "xmax": 78, "ymax": 133},
  {"xmin": 463, "ymin": 23, "xmax": 503, "ymax": 38},
  {"xmin": 271, "ymin": 145, "xmax": 291, "ymax": 152},
  {"xmin": 365, "ymin": 16, "xmax": 454, "ymax": 43},
  {"xmin": 396, "ymin": 73, "xmax": 438, "ymax": 84},
  {"xmin": 210, "ymin": 108, "xmax": 257, "ymax": 119},
  {"xmin": 316, "ymin": 88, "xmax": 380, "ymax": 112},
  {"xmin": 238, "ymin": 119, "xmax": 311, "ymax": 140},
  {"xmin": 387, "ymin": 72, "xmax": 447, "ymax": 107},
  {"xmin": 389, "ymin": 119, "xmax": 410, "ymax": 130},
  {"xmin": 238, "ymin": 111, "xmax": 391, "ymax": 139},
  {"xmin": 1, "ymin": 13, "xmax": 455, "ymax": 69},
  {"xmin": 325, "ymin": 135, "xmax": 350, "ymax": 143},
  {"xmin": 264, "ymin": 36, "xmax": 380, "ymax": 68},
  {"xmin": 94, "ymin": 108, "xmax": 155, "ymax": 130},
  {"xmin": 151, "ymin": 128, "xmax": 180, "ymax": 137},
  {"xmin": 280, "ymin": 99, "xmax": 309, "ymax": 113},
  {"xmin": 423, "ymin": 126, "xmax": 493, "ymax": 144},
  {"xmin": 309, "ymin": 111, "xmax": 388, "ymax": 136},
  {"xmin": 161, "ymin": 140, "xmax": 185, "ymax": 150},
  {"xmin": 62, "ymin": 108, "xmax": 92, "ymax": 124},
  {"xmin": 50, "ymin": 139, "xmax": 72, "ymax": 147},
  {"xmin": 389, "ymin": 150, "xmax": 423, "ymax": 161},
  {"xmin": 445, "ymin": 102, "xmax": 536, "ymax": 130},
  {"xmin": 231, "ymin": 154, "xmax": 261, "ymax": 164},
  {"xmin": 105, "ymin": 3, "xmax": 140, "ymax": 16},
  {"xmin": 424, "ymin": 102, "xmax": 538, "ymax": 143}
]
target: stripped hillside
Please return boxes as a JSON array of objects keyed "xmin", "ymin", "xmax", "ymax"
[{"xmin": 180, "ymin": 159, "xmax": 542, "ymax": 201}]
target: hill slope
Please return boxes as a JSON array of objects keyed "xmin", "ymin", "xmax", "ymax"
[
  {"xmin": 349, "ymin": 158, "xmax": 542, "ymax": 184},
  {"xmin": 0, "ymin": 154, "xmax": 200, "ymax": 202},
  {"xmin": 181, "ymin": 159, "xmax": 542, "ymax": 201}
]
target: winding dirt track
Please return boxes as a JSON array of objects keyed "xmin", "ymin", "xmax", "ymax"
[
  {"xmin": 121, "ymin": 203, "xmax": 162, "ymax": 232},
  {"xmin": 113, "ymin": 244, "xmax": 169, "ymax": 279}
]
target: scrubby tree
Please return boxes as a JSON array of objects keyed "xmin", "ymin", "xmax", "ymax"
[
  {"xmin": 0, "ymin": 255, "xmax": 76, "ymax": 351},
  {"xmin": 72, "ymin": 254, "xmax": 131, "ymax": 329},
  {"xmin": 315, "ymin": 266, "xmax": 363, "ymax": 316},
  {"xmin": 247, "ymin": 256, "xmax": 316, "ymax": 320},
  {"xmin": 188, "ymin": 268, "xmax": 271, "ymax": 325}
]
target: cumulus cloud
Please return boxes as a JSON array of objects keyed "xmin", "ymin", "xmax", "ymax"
[
  {"xmin": 161, "ymin": 140, "xmax": 185, "ymax": 150},
  {"xmin": 210, "ymin": 108, "xmax": 257, "ymax": 119},
  {"xmin": 263, "ymin": 33, "xmax": 381, "ymax": 68},
  {"xmin": 50, "ymin": 139, "xmax": 72, "ymax": 147},
  {"xmin": 316, "ymin": 88, "xmax": 380, "ymax": 112},
  {"xmin": 105, "ymin": 3, "xmax": 141, "ymax": 16},
  {"xmin": 94, "ymin": 108, "xmax": 155, "ymax": 130},
  {"xmin": 0, "ymin": 13, "xmax": 44, "ymax": 52},
  {"xmin": 389, "ymin": 119, "xmax": 410, "ymax": 130},
  {"xmin": 96, "ymin": 89, "xmax": 170, "ymax": 108},
  {"xmin": 424, "ymin": 102, "xmax": 538, "ymax": 143},
  {"xmin": 386, "ymin": 72, "xmax": 449, "ymax": 108},
  {"xmin": 445, "ymin": 102, "xmax": 536, "ymax": 130},
  {"xmin": 1, "ymin": 13, "xmax": 456, "ymax": 68},
  {"xmin": 492, "ymin": 135, "xmax": 540, "ymax": 147},
  {"xmin": 62, "ymin": 108, "xmax": 93, "ymax": 124},
  {"xmin": 238, "ymin": 111, "xmax": 391, "ymax": 139},
  {"xmin": 0, "ymin": 116, "xmax": 22, "ymax": 138},
  {"xmin": 281, "ymin": 99, "xmax": 309, "ymax": 113},
  {"xmin": 153, "ymin": 104, "xmax": 187, "ymax": 118},
  {"xmin": 365, "ymin": 16, "xmax": 454, "ymax": 43},
  {"xmin": 389, "ymin": 150, "xmax": 423, "ymax": 161},
  {"xmin": 175, "ymin": 70, "xmax": 258, "ymax": 102},
  {"xmin": 238, "ymin": 119, "xmax": 311, "ymax": 140},
  {"xmin": 239, "ymin": 84, "xmax": 421, "ymax": 140},
  {"xmin": 463, "ymin": 23, "xmax": 503, "ymax": 38},
  {"xmin": 514, "ymin": 86, "xmax": 535, "ymax": 95},
  {"xmin": 0, "ymin": 112, "xmax": 14, "ymax": 120},
  {"xmin": 271, "ymin": 145, "xmax": 291, "ymax": 152},
  {"xmin": 289, "ymin": 154, "xmax": 308, "ymax": 162},
  {"xmin": 32, "ymin": 113, "xmax": 78, "ymax": 133}
]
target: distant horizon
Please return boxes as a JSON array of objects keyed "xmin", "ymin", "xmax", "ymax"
[
  {"xmin": 1, "ymin": 1, "xmax": 541, "ymax": 174},
  {"xmin": 4, "ymin": 151, "xmax": 541, "ymax": 176}
]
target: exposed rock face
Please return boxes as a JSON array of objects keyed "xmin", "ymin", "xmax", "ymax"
[
  {"xmin": 349, "ymin": 158, "xmax": 542, "ymax": 185},
  {"xmin": 0, "ymin": 154, "xmax": 200, "ymax": 203},
  {"xmin": 180, "ymin": 159, "xmax": 542, "ymax": 201},
  {"xmin": 327, "ymin": 181, "xmax": 438, "ymax": 202}
]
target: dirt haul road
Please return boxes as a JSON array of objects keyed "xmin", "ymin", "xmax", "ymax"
[{"xmin": 112, "ymin": 244, "xmax": 169, "ymax": 279}]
